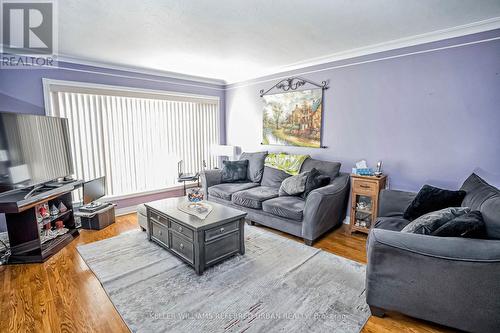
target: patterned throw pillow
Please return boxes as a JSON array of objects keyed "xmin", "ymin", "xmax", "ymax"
[
  {"xmin": 401, "ymin": 207, "xmax": 470, "ymax": 235},
  {"xmin": 431, "ymin": 210, "xmax": 487, "ymax": 238},
  {"xmin": 222, "ymin": 160, "xmax": 248, "ymax": 183},
  {"xmin": 279, "ymin": 171, "xmax": 309, "ymax": 196}
]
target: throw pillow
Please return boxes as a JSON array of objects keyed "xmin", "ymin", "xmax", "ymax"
[
  {"xmin": 279, "ymin": 171, "xmax": 309, "ymax": 196},
  {"xmin": 301, "ymin": 168, "xmax": 331, "ymax": 198},
  {"xmin": 401, "ymin": 207, "xmax": 470, "ymax": 235},
  {"xmin": 240, "ymin": 151, "xmax": 267, "ymax": 183},
  {"xmin": 221, "ymin": 160, "xmax": 248, "ymax": 183},
  {"xmin": 431, "ymin": 210, "xmax": 487, "ymax": 238},
  {"xmin": 403, "ymin": 185, "xmax": 466, "ymax": 221}
]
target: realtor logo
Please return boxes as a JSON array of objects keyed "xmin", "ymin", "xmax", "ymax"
[{"xmin": 1, "ymin": 0, "xmax": 57, "ymax": 68}]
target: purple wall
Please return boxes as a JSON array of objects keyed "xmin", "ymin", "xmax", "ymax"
[{"xmin": 225, "ymin": 29, "xmax": 500, "ymax": 192}]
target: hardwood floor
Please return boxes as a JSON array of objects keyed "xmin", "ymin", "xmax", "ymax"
[{"xmin": 0, "ymin": 214, "xmax": 454, "ymax": 333}]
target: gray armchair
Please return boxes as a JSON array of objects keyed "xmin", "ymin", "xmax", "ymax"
[{"xmin": 366, "ymin": 175, "xmax": 500, "ymax": 333}]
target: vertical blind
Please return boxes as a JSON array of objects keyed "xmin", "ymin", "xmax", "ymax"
[{"xmin": 48, "ymin": 88, "xmax": 220, "ymax": 197}]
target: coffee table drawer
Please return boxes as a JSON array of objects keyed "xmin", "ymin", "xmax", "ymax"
[
  {"xmin": 149, "ymin": 210, "xmax": 168, "ymax": 226},
  {"xmin": 170, "ymin": 233, "xmax": 194, "ymax": 264},
  {"xmin": 151, "ymin": 221, "xmax": 169, "ymax": 247},
  {"xmin": 170, "ymin": 220, "xmax": 194, "ymax": 240},
  {"xmin": 205, "ymin": 221, "xmax": 239, "ymax": 242},
  {"xmin": 205, "ymin": 231, "xmax": 240, "ymax": 265}
]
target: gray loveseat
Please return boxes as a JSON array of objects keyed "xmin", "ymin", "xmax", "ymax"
[
  {"xmin": 201, "ymin": 156, "xmax": 350, "ymax": 245},
  {"xmin": 366, "ymin": 173, "xmax": 500, "ymax": 333}
]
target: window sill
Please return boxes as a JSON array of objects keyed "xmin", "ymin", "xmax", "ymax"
[{"xmin": 102, "ymin": 182, "xmax": 198, "ymax": 202}]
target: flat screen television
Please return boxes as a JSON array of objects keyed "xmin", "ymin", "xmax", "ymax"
[
  {"xmin": 0, "ymin": 112, "xmax": 74, "ymax": 194},
  {"xmin": 83, "ymin": 177, "xmax": 106, "ymax": 204}
]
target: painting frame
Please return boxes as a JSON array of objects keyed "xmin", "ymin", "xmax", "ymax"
[{"xmin": 262, "ymin": 88, "xmax": 324, "ymax": 148}]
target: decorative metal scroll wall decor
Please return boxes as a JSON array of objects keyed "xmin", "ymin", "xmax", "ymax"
[
  {"xmin": 261, "ymin": 77, "xmax": 329, "ymax": 148},
  {"xmin": 259, "ymin": 76, "xmax": 329, "ymax": 97}
]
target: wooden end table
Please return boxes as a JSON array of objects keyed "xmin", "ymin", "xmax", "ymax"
[{"xmin": 349, "ymin": 174, "xmax": 387, "ymax": 234}]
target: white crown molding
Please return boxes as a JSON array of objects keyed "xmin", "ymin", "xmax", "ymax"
[
  {"xmin": 225, "ymin": 17, "xmax": 500, "ymax": 84},
  {"xmin": 55, "ymin": 54, "xmax": 227, "ymax": 86},
  {"xmin": 0, "ymin": 49, "xmax": 227, "ymax": 87},
  {"xmin": 226, "ymin": 35, "xmax": 500, "ymax": 90}
]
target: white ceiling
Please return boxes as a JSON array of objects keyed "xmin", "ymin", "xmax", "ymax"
[{"xmin": 58, "ymin": 0, "xmax": 500, "ymax": 83}]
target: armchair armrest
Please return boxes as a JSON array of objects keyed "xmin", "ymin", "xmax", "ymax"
[
  {"xmin": 200, "ymin": 169, "xmax": 223, "ymax": 197},
  {"xmin": 368, "ymin": 228, "xmax": 500, "ymax": 262},
  {"xmin": 377, "ymin": 189, "xmax": 416, "ymax": 217},
  {"xmin": 366, "ymin": 228, "xmax": 500, "ymax": 332},
  {"xmin": 302, "ymin": 173, "xmax": 350, "ymax": 241}
]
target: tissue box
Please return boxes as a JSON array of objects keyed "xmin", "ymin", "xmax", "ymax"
[{"xmin": 352, "ymin": 168, "xmax": 374, "ymax": 176}]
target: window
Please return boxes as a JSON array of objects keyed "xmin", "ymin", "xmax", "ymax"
[{"xmin": 45, "ymin": 80, "xmax": 220, "ymax": 198}]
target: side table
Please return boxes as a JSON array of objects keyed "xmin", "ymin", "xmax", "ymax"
[
  {"xmin": 349, "ymin": 174, "xmax": 387, "ymax": 234},
  {"xmin": 178, "ymin": 173, "xmax": 200, "ymax": 195}
]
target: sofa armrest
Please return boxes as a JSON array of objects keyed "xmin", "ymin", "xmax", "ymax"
[
  {"xmin": 377, "ymin": 189, "xmax": 416, "ymax": 217},
  {"xmin": 366, "ymin": 229, "xmax": 500, "ymax": 332},
  {"xmin": 302, "ymin": 173, "xmax": 350, "ymax": 241},
  {"xmin": 200, "ymin": 169, "xmax": 223, "ymax": 197}
]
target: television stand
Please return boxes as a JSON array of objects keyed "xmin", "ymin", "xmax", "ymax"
[{"xmin": 0, "ymin": 181, "xmax": 82, "ymax": 264}]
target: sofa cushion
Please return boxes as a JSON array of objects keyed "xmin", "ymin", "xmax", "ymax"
[
  {"xmin": 222, "ymin": 160, "xmax": 248, "ymax": 183},
  {"xmin": 261, "ymin": 166, "xmax": 291, "ymax": 188},
  {"xmin": 232, "ymin": 186, "xmax": 279, "ymax": 209},
  {"xmin": 374, "ymin": 217, "xmax": 411, "ymax": 231},
  {"xmin": 300, "ymin": 158, "xmax": 341, "ymax": 179},
  {"xmin": 403, "ymin": 185, "xmax": 466, "ymax": 221},
  {"xmin": 208, "ymin": 182, "xmax": 259, "ymax": 201},
  {"xmin": 262, "ymin": 196, "xmax": 305, "ymax": 221},
  {"xmin": 481, "ymin": 195, "xmax": 500, "ymax": 239},
  {"xmin": 240, "ymin": 151, "xmax": 267, "ymax": 183},
  {"xmin": 431, "ymin": 210, "xmax": 487, "ymax": 238},
  {"xmin": 459, "ymin": 173, "xmax": 500, "ymax": 239},
  {"xmin": 461, "ymin": 173, "xmax": 499, "ymax": 210},
  {"xmin": 279, "ymin": 171, "xmax": 308, "ymax": 196},
  {"xmin": 401, "ymin": 207, "xmax": 470, "ymax": 235}
]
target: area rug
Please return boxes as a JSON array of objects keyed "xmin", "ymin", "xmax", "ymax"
[{"xmin": 77, "ymin": 226, "xmax": 370, "ymax": 333}]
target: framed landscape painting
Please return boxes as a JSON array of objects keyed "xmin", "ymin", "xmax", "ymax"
[{"xmin": 262, "ymin": 88, "xmax": 323, "ymax": 148}]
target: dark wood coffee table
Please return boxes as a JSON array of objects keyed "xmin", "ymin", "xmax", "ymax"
[{"xmin": 145, "ymin": 197, "xmax": 247, "ymax": 275}]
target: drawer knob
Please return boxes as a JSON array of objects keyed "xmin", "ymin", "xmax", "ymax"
[
  {"xmin": 159, "ymin": 230, "xmax": 162, "ymax": 235},
  {"xmin": 180, "ymin": 243, "xmax": 184, "ymax": 249},
  {"xmin": 179, "ymin": 226, "xmax": 183, "ymax": 232},
  {"xmin": 360, "ymin": 184, "xmax": 370, "ymax": 189},
  {"xmin": 220, "ymin": 227, "xmax": 225, "ymax": 233}
]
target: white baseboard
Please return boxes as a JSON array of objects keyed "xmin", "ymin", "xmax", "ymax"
[{"xmin": 115, "ymin": 206, "xmax": 138, "ymax": 216}]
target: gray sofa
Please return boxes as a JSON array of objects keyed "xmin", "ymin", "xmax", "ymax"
[
  {"xmin": 366, "ymin": 173, "xmax": 500, "ymax": 333},
  {"xmin": 201, "ymin": 157, "xmax": 350, "ymax": 245}
]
